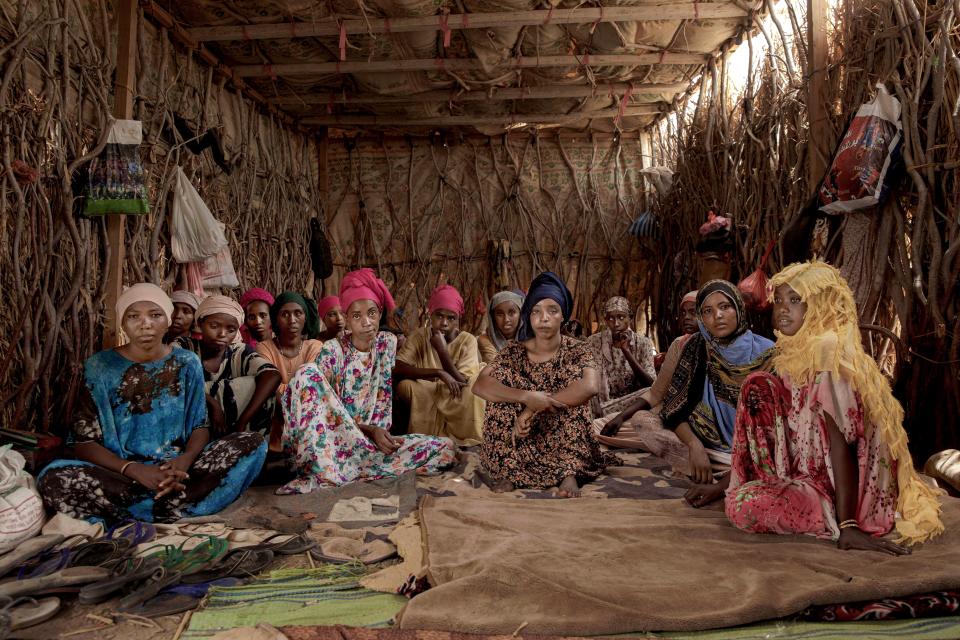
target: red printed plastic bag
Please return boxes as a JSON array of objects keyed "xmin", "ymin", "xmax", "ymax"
[
  {"xmin": 818, "ymin": 84, "xmax": 902, "ymax": 214},
  {"xmin": 738, "ymin": 240, "xmax": 775, "ymax": 312}
]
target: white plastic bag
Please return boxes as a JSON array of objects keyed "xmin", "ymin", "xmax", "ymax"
[
  {"xmin": 171, "ymin": 167, "xmax": 228, "ymax": 263},
  {"xmin": 200, "ymin": 240, "xmax": 239, "ymax": 288},
  {"xmin": 0, "ymin": 445, "xmax": 45, "ymax": 554}
]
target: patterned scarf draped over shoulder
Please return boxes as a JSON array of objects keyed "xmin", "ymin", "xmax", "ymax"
[{"xmin": 660, "ymin": 281, "xmax": 774, "ymax": 450}]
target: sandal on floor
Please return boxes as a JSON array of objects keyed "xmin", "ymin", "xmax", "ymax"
[
  {"xmin": 78, "ymin": 556, "xmax": 164, "ymax": 605},
  {"xmin": 141, "ymin": 534, "xmax": 229, "ymax": 576},
  {"xmin": 125, "ymin": 576, "xmax": 244, "ymax": 619},
  {"xmin": 309, "ymin": 538, "xmax": 397, "ymax": 565},
  {"xmin": 162, "ymin": 577, "xmax": 243, "ymax": 599},
  {"xmin": 179, "ymin": 548, "xmax": 274, "ymax": 584},
  {"xmin": 0, "ymin": 596, "xmax": 61, "ymax": 634},
  {"xmin": 105, "ymin": 520, "xmax": 157, "ymax": 547},
  {"xmin": 115, "ymin": 567, "xmax": 183, "ymax": 612},
  {"xmin": 0, "ymin": 535, "xmax": 65, "ymax": 578},
  {"xmin": 18, "ymin": 537, "xmax": 131, "ymax": 580},
  {"xmin": 68, "ymin": 537, "xmax": 133, "ymax": 568},
  {"xmin": 120, "ymin": 592, "xmax": 199, "ymax": 619},
  {"xmin": 252, "ymin": 532, "xmax": 316, "ymax": 555},
  {"xmin": 0, "ymin": 567, "xmax": 110, "ymax": 599}
]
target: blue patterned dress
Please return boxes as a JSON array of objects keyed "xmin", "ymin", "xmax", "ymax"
[{"xmin": 39, "ymin": 347, "xmax": 266, "ymax": 523}]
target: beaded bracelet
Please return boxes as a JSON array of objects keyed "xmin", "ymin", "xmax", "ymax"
[{"xmin": 839, "ymin": 519, "xmax": 859, "ymax": 530}]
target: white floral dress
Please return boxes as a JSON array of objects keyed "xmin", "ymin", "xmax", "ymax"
[{"xmin": 279, "ymin": 331, "xmax": 457, "ymax": 494}]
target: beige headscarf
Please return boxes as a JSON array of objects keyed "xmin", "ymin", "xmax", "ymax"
[
  {"xmin": 116, "ymin": 283, "xmax": 173, "ymax": 324},
  {"xmin": 170, "ymin": 290, "xmax": 202, "ymax": 311},
  {"xmin": 196, "ymin": 295, "xmax": 244, "ymax": 326},
  {"xmin": 196, "ymin": 295, "xmax": 246, "ymax": 344}
]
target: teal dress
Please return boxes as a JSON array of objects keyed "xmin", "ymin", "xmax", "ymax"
[{"xmin": 39, "ymin": 347, "xmax": 266, "ymax": 523}]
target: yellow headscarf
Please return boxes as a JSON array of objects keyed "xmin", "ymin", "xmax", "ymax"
[{"xmin": 769, "ymin": 261, "xmax": 943, "ymax": 546}]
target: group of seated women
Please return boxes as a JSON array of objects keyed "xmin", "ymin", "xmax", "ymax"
[{"xmin": 38, "ymin": 261, "xmax": 945, "ymax": 555}]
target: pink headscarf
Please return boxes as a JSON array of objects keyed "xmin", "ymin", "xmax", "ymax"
[
  {"xmin": 239, "ymin": 288, "xmax": 274, "ymax": 347},
  {"xmin": 681, "ymin": 290, "xmax": 698, "ymax": 305},
  {"xmin": 339, "ymin": 268, "xmax": 396, "ymax": 312},
  {"xmin": 240, "ymin": 288, "xmax": 274, "ymax": 311},
  {"xmin": 427, "ymin": 284, "xmax": 465, "ymax": 317},
  {"xmin": 317, "ymin": 295, "xmax": 341, "ymax": 319}
]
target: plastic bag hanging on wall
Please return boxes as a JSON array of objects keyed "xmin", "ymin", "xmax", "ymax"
[
  {"xmin": 170, "ymin": 166, "xmax": 228, "ymax": 263},
  {"xmin": 818, "ymin": 84, "xmax": 902, "ymax": 214},
  {"xmin": 83, "ymin": 119, "xmax": 150, "ymax": 216}
]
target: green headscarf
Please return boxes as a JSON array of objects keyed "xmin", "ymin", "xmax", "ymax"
[{"xmin": 271, "ymin": 291, "xmax": 321, "ymax": 340}]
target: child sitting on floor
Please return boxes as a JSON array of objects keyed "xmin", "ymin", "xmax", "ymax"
[{"xmin": 723, "ymin": 261, "xmax": 944, "ymax": 552}]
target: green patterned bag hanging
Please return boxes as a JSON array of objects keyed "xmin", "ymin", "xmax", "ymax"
[{"xmin": 83, "ymin": 119, "xmax": 150, "ymax": 216}]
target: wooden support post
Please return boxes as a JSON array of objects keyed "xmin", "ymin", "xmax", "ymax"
[
  {"xmin": 103, "ymin": 0, "xmax": 137, "ymax": 348},
  {"xmin": 806, "ymin": 0, "xmax": 829, "ymax": 191},
  {"xmin": 315, "ymin": 127, "xmax": 328, "ymax": 297},
  {"xmin": 317, "ymin": 127, "xmax": 328, "ymax": 218}
]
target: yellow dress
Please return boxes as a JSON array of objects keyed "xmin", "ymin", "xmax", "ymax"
[{"xmin": 396, "ymin": 327, "xmax": 485, "ymax": 443}]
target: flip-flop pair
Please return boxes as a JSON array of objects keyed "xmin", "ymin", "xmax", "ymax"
[
  {"xmin": 250, "ymin": 532, "xmax": 316, "ymax": 555},
  {"xmin": 0, "ymin": 567, "xmax": 111, "ymax": 599},
  {"xmin": 141, "ymin": 534, "xmax": 230, "ymax": 576},
  {"xmin": 78, "ymin": 556, "xmax": 164, "ymax": 605},
  {"xmin": 179, "ymin": 548, "xmax": 274, "ymax": 584},
  {"xmin": 18, "ymin": 537, "xmax": 134, "ymax": 580},
  {"xmin": 0, "ymin": 535, "xmax": 64, "ymax": 578},
  {"xmin": 121, "ymin": 577, "xmax": 243, "ymax": 619}
]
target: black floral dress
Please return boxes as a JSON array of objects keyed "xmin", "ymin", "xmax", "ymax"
[{"xmin": 479, "ymin": 336, "xmax": 621, "ymax": 488}]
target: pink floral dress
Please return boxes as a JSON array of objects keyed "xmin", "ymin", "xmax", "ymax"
[
  {"xmin": 278, "ymin": 331, "xmax": 457, "ymax": 494},
  {"xmin": 725, "ymin": 371, "xmax": 897, "ymax": 540}
]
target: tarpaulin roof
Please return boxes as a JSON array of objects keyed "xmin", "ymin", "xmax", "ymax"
[{"xmin": 159, "ymin": 0, "xmax": 761, "ymax": 134}]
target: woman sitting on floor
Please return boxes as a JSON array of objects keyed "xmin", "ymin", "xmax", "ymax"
[
  {"xmin": 723, "ymin": 261, "xmax": 943, "ymax": 552},
  {"xmin": 475, "ymin": 272, "xmax": 620, "ymax": 498},
  {"xmin": 394, "ymin": 284, "xmax": 485, "ymax": 443},
  {"xmin": 279, "ymin": 269, "xmax": 458, "ymax": 494},
  {"xmin": 593, "ymin": 290, "xmax": 699, "ymax": 471},
  {"xmin": 164, "ymin": 290, "xmax": 201, "ymax": 345},
  {"xmin": 240, "ymin": 287, "xmax": 275, "ymax": 347},
  {"xmin": 317, "ymin": 295, "xmax": 346, "ymax": 342},
  {"xmin": 661, "ymin": 281, "xmax": 774, "ymax": 506},
  {"xmin": 255, "ymin": 291, "xmax": 324, "ymax": 396},
  {"xmin": 477, "ymin": 290, "xmax": 524, "ymax": 364},
  {"xmin": 587, "ymin": 296, "xmax": 657, "ymax": 419},
  {"xmin": 177, "ymin": 295, "xmax": 282, "ymax": 435},
  {"xmin": 39, "ymin": 284, "xmax": 266, "ymax": 523}
]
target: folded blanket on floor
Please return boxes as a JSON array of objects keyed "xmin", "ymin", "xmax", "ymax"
[{"xmin": 398, "ymin": 495, "xmax": 960, "ymax": 635}]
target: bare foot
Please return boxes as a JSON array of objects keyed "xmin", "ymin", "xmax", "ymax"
[{"xmin": 556, "ymin": 475, "xmax": 581, "ymax": 498}]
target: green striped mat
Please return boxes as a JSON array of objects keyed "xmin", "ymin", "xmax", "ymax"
[
  {"xmin": 183, "ymin": 564, "xmax": 407, "ymax": 640},
  {"xmin": 626, "ymin": 617, "xmax": 960, "ymax": 639}
]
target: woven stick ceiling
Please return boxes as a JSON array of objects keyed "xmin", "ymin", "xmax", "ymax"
[{"xmin": 152, "ymin": 0, "xmax": 762, "ymax": 134}]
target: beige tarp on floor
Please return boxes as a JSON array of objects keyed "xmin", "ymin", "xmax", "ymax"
[{"xmin": 398, "ymin": 495, "xmax": 960, "ymax": 634}]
